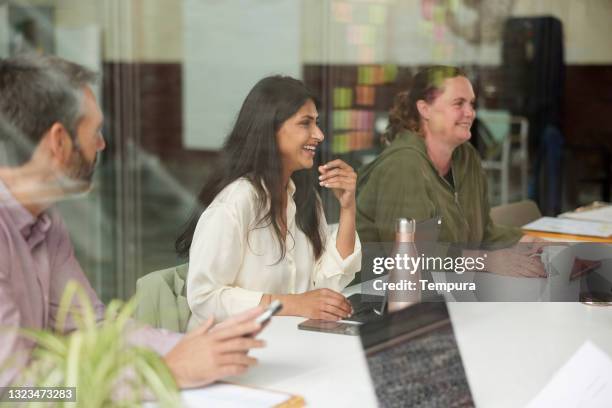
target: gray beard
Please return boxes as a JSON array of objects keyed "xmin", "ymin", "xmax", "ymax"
[{"xmin": 57, "ymin": 148, "xmax": 98, "ymax": 194}]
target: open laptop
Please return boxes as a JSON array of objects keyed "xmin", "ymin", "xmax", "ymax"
[
  {"xmin": 346, "ymin": 216, "xmax": 442, "ymax": 323},
  {"xmin": 360, "ymin": 299, "xmax": 474, "ymax": 407}
]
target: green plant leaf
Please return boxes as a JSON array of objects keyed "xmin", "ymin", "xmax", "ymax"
[{"xmin": 17, "ymin": 282, "xmax": 181, "ymax": 408}]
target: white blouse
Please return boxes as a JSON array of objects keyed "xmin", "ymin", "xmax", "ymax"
[{"xmin": 186, "ymin": 178, "xmax": 361, "ymax": 323}]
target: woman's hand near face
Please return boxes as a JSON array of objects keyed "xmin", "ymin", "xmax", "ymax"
[
  {"xmin": 319, "ymin": 159, "xmax": 357, "ymax": 210},
  {"xmin": 319, "ymin": 159, "xmax": 358, "ymax": 259}
]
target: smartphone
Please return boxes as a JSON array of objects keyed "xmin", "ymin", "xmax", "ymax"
[{"xmin": 255, "ymin": 300, "xmax": 283, "ymax": 325}]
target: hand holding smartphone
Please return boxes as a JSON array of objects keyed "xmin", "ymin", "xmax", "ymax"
[{"xmin": 255, "ymin": 300, "xmax": 283, "ymax": 325}]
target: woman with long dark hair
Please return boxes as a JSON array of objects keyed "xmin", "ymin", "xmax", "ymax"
[{"xmin": 177, "ymin": 76, "xmax": 361, "ymax": 324}]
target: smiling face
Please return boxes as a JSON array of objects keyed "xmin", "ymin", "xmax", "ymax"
[
  {"xmin": 419, "ymin": 76, "xmax": 476, "ymax": 147},
  {"xmin": 276, "ymin": 99, "xmax": 324, "ymax": 175}
]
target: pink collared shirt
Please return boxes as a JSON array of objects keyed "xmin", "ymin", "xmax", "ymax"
[{"xmin": 0, "ymin": 179, "xmax": 180, "ymax": 386}]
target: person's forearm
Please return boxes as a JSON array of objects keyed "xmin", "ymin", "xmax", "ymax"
[
  {"xmin": 336, "ymin": 205, "xmax": 356, "ymax": 259},
  {"xmin": 259, "ymin": 293, "xmax": 299, "ymax": 316}
]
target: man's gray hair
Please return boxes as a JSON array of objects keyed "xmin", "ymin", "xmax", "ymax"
[{"xmin": 0, "ymin": 54, "xmax": 97, "ymax": 162}]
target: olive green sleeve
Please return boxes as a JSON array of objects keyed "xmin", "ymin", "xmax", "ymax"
[
  {"xmin": 483, "ymin": 217, "xmax": 522, "ymax": 246},
  {"xmin": 357, "ymin": 151, "xmax": 435, "ymax": 243}
]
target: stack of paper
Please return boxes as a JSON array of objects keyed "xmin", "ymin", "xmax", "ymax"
[
  {"xmin": 527, "ymin": 341, "xmax": 612, "ymax": 408},
  {"xmin": 523, "ymin": 217, "xmax": 612, "ymax": 238},
  {"xmin": 560, "ymin": 205, "xmax": 612, "ymax": 223}
]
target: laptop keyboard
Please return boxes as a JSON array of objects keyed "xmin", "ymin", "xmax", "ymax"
[{"xmin": 367, "ymin": 325, "xmax": 474, "ymax": 407}]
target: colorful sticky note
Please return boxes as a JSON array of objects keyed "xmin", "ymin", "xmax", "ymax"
[
  {"xmin": 332, "ymin": 132, "xmax": 351, "ymax": 154},
  {"xmin": 333, "ymin": 87, "xmax": 353, "ymax": 109},
  {"xmin": 358, "ymin": 66, "xmax": 374, "ymax": 85},
  {"xmin": 356, "ymin": 86, "xmax": 375, "ymax": 106}
]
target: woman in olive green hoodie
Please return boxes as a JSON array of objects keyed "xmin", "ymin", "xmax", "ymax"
[{"xmin": 356, "ymin": 66, "xmax": 545, "ymax": 277}]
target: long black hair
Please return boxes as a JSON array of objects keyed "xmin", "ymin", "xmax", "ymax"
[{"xmin": 176, "ymin": 75, "xmax": 325, "ymax": 261}]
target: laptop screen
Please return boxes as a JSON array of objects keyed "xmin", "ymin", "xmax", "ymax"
[{"xmin": 359, "ymin": 300, "xmax": 474, "ymax": 407}]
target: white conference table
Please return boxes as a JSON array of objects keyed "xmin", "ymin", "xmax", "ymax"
[
  {"xmin": 220, "ymin": 302, "xmax": 612, "ymax": 407},
  {"xmin": 226, "ymin": 315, "xmax": 378, "ymax": 407}
]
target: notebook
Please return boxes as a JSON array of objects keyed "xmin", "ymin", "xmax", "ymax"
[
  {"xmin": 523, "ymin": 216, "xmax": 612, "ymax": 238},
  {"xmin": 180, "ymin": 382, "xmax": 304, "ymax": 408}
]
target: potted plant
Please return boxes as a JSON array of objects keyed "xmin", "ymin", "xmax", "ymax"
[{"xmin": 16, "ymin": 281, "xmax": 182, "ymax": 407}]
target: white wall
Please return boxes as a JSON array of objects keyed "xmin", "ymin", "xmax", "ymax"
[{"xmin": 183, "ymin": 0, "xmax": 302, "ymax": 150}]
